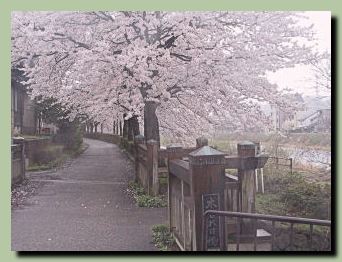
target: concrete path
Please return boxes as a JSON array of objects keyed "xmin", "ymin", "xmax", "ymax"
[{"xmin": 11, "ymin": 138, "xmax": 167, "ymax": 251}]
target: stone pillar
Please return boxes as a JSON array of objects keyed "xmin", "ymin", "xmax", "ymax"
[
  {"xmin": 13, "ymin": 137, "xmax": 26, "ymax": 180},
  {"xmin": 189, "ymin": 145, "xmax": 226, "ymax": 251},
  {"xmin": 147, "ymin": 139, "xmax": 159, "ymax": 196},
  {"xmin": 237, "ymin": 141, "xmax": 257, "ymax": 235}
]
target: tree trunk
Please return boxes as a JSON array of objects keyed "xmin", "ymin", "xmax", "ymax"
[
  {"xmin": 123, "ymin": 115, "xmax": 128, "ymax": 138},
  {"xmin": 144, "ymin": 101, "xmax": 160, "ymax": 144},
  {"xmin": 38, "ymin": 115, "xmax": 41, "ymax": 135},
  {"xmin": 113, "ymin": 120, "xmax": 116, "ymax": 135},
  {"xmin": 119, "ymin": 120, "xmax": 122, "ymax": 136},
  {"xmin": 127, "ymin": 120, "xmax": 133, "ymax": 141},
  {"xmin": 94, "ymin": 123, "xmax": 98, "ymax": 133},
  {"xmin": 128, "ymin": 115, "xmax": 140, "ymax": 140},
  {"xmin": 131, "ymin": 116, "xmax": 140, "ymax": 138}
]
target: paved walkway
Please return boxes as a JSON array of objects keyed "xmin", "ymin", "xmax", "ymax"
[{"xmin": 11, "ymin": 138, "xmax": 167, "ymax": 251}]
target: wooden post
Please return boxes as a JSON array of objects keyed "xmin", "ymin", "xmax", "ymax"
[
  {"xmin": 254, "ymin": 142, "xmax": 261, "ymax": 193},
  {"xmin": 127, "ymin": 118, "xmax": 133, "ymax": 141},
  {"xmin": 255, "ymin": 169, "xmax": 259, "ymax": 193},
  {"xmin": 166, "ymin": 144, "xmax": 184, "ymax": 233},
  {"xmin": 261, "ymin": 168, "xmax": 265, "ymax": 194},
  {"xmin": 237, "ymin": 141, "xmax": 257, "ymax": 235},
  {"xmin": 188, "ymin": 145, "xmax": 226, "ymax": 251},
  {"xmin": 134, "ymin": 135, "xmax": 145, "ymax": 183},
  {"xmin": 147, "ymin": 139, "xmax": 159, "ymax": 196},
  {"xmin": 166, "ymin": 144, "xmax": 183, "ymax": 163}
]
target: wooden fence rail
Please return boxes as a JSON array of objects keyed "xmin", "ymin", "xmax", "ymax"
[
  {"xmin": 167, "ymin": 141, "xmax": 332, "ymax": 251},
  {"xmin": 83, "ymin": 132, "xmax": 331, "ymax": 251}
]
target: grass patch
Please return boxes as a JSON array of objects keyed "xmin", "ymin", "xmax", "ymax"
[
  {"xmin": 27, "ymin": 153, "xmax": 68, "ymax": 172},
  {"xmin": 26, "ymin": 164, "xmax": 51, "ymax": 172},
  {"xmin": 127, "ymin": 181, "xmax": 167, "ymax": 208},
  {"xmin": 20, "ymin": 134, "xmax": 51, "ymax": 140},
  {"xmin": 27, "ymin": 143, "xmax": 88, "ymax": 172},
  {"xmin": 256, "ymin": 193, "xmax": 287, "ymax": 216},
  {"xmin": 151, "ymin": 224, "xmax": 175, "ymax": 251}
]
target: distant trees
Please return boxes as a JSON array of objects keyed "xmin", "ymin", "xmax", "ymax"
[{"xmin": 34, "ymin": 97, "xmax": 83, "ymax": 150}]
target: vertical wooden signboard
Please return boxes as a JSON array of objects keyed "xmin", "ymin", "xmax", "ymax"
[{"xmin": 202, "ymin": 193, "xmax": 221, "ymax": 251}]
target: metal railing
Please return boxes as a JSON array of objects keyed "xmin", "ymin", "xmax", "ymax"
[{"xmin": 202, "ymin": 210, "xmax": 331, "ymax": 251}]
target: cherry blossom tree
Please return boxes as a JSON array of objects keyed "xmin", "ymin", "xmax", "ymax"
[
  {"xmin": 310, "ymin": 52, "xmax": 331, "ymax": 91},
  {"xmin": 11, "ymin": 11, "xmax": 319, "ymax": 143}
]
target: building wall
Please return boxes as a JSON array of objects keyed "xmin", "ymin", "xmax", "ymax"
[
  {"xmin": 22, "ymin": 93, "xmax": 37, "ymax": 135},
  {"xmin": 11, "ymin": 83, "xmax": 24, "ymax": 135},
  {"xmin": 11, "ymin": 68, "xmax": 37, "ymax": 136}
]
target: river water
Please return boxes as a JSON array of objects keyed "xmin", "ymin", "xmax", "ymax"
[{"xmin": 281, "ymin": 146, "xmax": 331, "ymax": 169}]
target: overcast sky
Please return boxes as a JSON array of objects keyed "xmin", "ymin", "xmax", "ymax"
[{"xmin": 267, "ymin": 11, "xmax": 331, "ymax": 97}]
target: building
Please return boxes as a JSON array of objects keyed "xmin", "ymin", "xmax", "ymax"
[
  {"xmin": 11, "ymin": 68, "xmax": 37, "ymax": 135},
  {"xmin": 270, "ymin": 93, "xmax": 305, "ymax": 132},
  {"xmin": 297, "ymin": 108, "xmax": 331, "ymax": 132}
]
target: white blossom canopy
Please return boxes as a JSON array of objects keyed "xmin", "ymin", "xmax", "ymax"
[{"xmin": 11, "ymin": 11, "xmax": 319, "ymax": 140}]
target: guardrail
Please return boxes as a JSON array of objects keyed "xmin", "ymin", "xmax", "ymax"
[{"xmin": 202, "ymin": 210, "xmax": 331, "ymax": 251}]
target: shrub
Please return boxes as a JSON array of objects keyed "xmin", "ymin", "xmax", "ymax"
[
  {"xmin": 128, "ymin": 181, "xmax": 145, "ymax": 195},
  {"xmin": 280, "ymin": 178, "xmax": 331, "ymax": 219},
  {"xmin": 127, "ymin": 181, "xmax": 167, "ymax": 208},
  {"xmin": 262, "ymin": 171, "xmax": 331, "ymax": 220},
  {"xmin": 53, "ymin": 122, "xmax": 83, "ymax": 152},
  {"xmin": 136, "ymin": 195, "xmax": 167, "ymax": 208},
  {"xmin": 35, "ymin": 144, "xmax": 64, "ymax": 165},
  {"xmin": 152, "ymin": 224, "xmax": 175, "ymax": 251}
]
